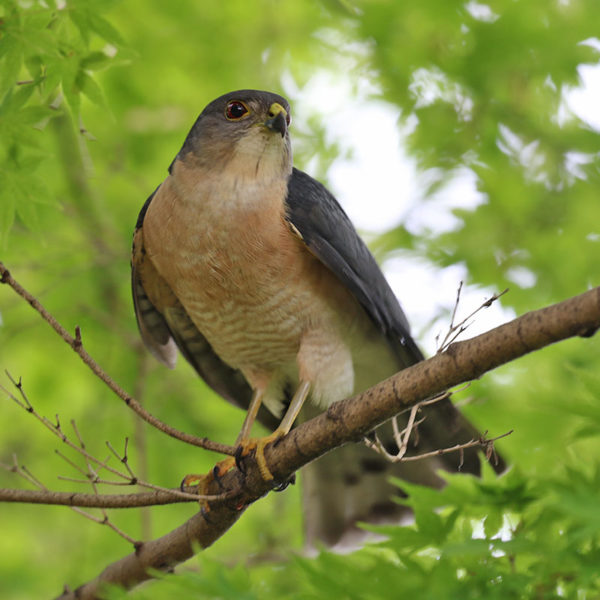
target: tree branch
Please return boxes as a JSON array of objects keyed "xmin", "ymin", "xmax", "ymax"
[
  {"xmin": 48, "ymin": 285, "xmax": 599, "ymax": 599},
  {"xmin": 0, "ymin": 262, "xmax": 234, "ymax": 456},
  {"xmin": 0, "ymin": 487, "xmax": 193, "ymax": 507},
  {"xmin": 1, "ymin": 374, "xmax": 224, "ymax": 502}
]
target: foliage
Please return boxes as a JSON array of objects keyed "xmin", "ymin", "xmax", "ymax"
[
  {"xmin": 104, "ymin": 467, "xmax": 600, "ymax": 599},
  {"xmin": 0, "ymin": 0, "xmax": 599, "ymax": 598}
]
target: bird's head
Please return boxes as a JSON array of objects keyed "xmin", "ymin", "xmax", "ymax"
[{"xmin": 174, "ymin": 90, "xmax": 293, "ymax": 182}]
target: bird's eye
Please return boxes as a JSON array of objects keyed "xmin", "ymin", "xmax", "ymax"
[
  {"xmin": 285, "ymin": 112, "xmax": 291, "ymax": 126},
  {"xmin": 225, "ymin": 101, "xmax": 249, "ymax": 121}
]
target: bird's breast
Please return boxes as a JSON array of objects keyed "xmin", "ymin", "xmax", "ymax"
[{"xmin": 143, "ymin": 172, "xmax": 339, "ymax": 377}]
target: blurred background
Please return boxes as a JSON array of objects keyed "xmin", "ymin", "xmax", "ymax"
[{"xmin": 0, "ymin": 0, "xmax": 599, "ymax": 598}]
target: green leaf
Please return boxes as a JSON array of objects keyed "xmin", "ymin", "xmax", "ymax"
[
  {"xmin": 0, "ymin": 189, "xmax": 16, "ymax": 247},
  {"xmin": 77, "ymin": 70, "xmax": 106, "ymax": 107},
  {"xmin": 483, "ymin": 510, "xmax": 503, "ymax": 538},
  {"xmin": 81, "ymin": 51, "xmax": 113, "ymax": 71},
  {"xmin": 87, "ymin": 13, "xmax": 124, "ymax": 46},
  {"xmin": 68, "ymin": 9, "xmax": 91, "ymax": 45},
  {"xmin": 0, "ymin": 34, "xmax": 23, "ymax": 97}
]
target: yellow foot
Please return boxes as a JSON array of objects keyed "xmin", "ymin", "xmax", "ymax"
[
  {"xmin": 181, "ymin": 456, "xmax": 236, "ymax": 492},
  {"xmin": 180, "ymin": 456, "xmax": 238, "ymax": 517},
  {"xmin": 237, "ymin": 430, "xmax": 285, "ymax": 482},
  {"xmin": 180, "ymin": 471, "xmax": 211, "ymax": 516},
  {"xmin": 180, "ymin": 472, "xmax": 209, "ymax": 492},
  {"xmin": 212, "ymin": 456, "xmax": 237, "ymax": 480}
]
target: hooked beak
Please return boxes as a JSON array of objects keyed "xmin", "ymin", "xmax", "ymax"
[{"xmin": 264, "ymin": 102, "xmax": 288, "ymax": 137}]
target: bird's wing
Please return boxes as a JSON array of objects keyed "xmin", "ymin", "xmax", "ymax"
[
  {"xmin": 131, "ymin": 188, "xmax": 179, "ymax": 368},
  {"xmin": 132, "ymin": 186, "xmax": 279, "ymax": 430},
  {"xmin": 284, "ymin": 168, "xmax": 423, "ymax": 365},
  {"xmin": 285, "ymin": 168, "xmax": 506, "ymax": 481}
]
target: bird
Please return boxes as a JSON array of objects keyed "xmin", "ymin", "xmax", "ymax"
[{"xmin": 131, "ymin": 89, "xmax": 505, "ymax": 549}]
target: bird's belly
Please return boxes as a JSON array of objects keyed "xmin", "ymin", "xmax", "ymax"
[
  {"xmin": 162, "ymin": 222, "xmax": 325, "ymax": 378},
  {"xmin": 178, "ymin": 271, "xmax": 307, "ymax": 372}
]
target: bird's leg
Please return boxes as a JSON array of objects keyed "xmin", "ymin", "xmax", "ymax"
[
  {"xmin": 203, "ymin": 388, "xmax": 265, "ymax": 479},
  {"xmin": 188, "ymin": 383, "xmax": 311, "ymax": 492},
  {"xmin": 236, "ymin": 388, "xmax": 265, "ymax": 445},
  {"xmin": 276, "ymin": 380, "xmax": 311, "ymax": 437},
  {"xmin": 250, "ymin": 380, "xmax": 311, "ymax": 481},
  {"xmin": 181, "ymin": 388, "xmax": 266, "ymax": 495}
]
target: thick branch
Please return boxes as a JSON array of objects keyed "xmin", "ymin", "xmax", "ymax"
[
  {"xmin": 267, "ymin": 285, "xmax": 600, "ymax": 477},
  {"xmin": 53, "ymin": 286, "xmax": 599, "ymax": 599}
]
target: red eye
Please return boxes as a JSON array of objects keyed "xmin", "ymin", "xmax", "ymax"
[
  {"xmin": 225, "ymin": 101, "xmax": 249, "ymax": 120},
  {"xmin": 285, "ymin": 112, "xmax": 291, "ymax": 126}
]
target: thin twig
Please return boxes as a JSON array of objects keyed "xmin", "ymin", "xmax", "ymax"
[
  {"xmin": 55, "ymin": 449, "xmax": 91, "ymax": 478},
  {"xmin": 1, "ymin": 453, "xmax": 227, "ymax": 506},
  {"xmin": 394, "ymin": 404, "xmax": 420, "ymax": 460},
  {"xmin": 401, "ymin": 430, "xmax": 512, "ymax": 464},
  {"xmin": 0, "ymin": 486, "xmax": 202, "ymax": 507},
  {"xmin": 57, "ymin": 475, "xmax": 129, "ymax": 486},
  {"xmin": 2, "ymin": 455, "xmax": 48, "ymax": 489},
  {"xmin": 366, "ymin": 428, "xmax": 512, "ymax": 464},
  {"xmin": 71, "ymin": 419, "xmax": 87, "ymax": 450},
  {"xmin": 392, "ymin": 388, "xmax": 460, "ymax": 417},
  {"xmin": 436, "ymin": 284, "xmax": 509, "ymax": 353},
  {"xmin": 106, "ymin": 439, "xmax": 137, "ymax": 480},
  {"xmin": 2, "ymin": 373, "xmax": 133, "ymax": 483},
  {"xmin": 0, "ymin": 262, "xmax": 234, "ymax": 456},
  {"xmin": 131, "ymin": 350, "xmax": 153, "ymax": 539},
  {"xmin": 82, "ymin": 436, "xmax": 140, "ymax": 546},
  {"xmin": 371, "ymin": 389, "xmax": 453, "ymax": 460},
  {"xmin": 77, "ymin": 507, "xmax": 140, "ymax": 545},
  {"xmin": 1, "ymin": 421, "xmax": 197, "ymax": 537},
  {"xmin": 1, "ymin": 374, "xmax": 228, "ymax": 502},
  {"xmin": 364, "ymin": 389, "xmax": 510, "ymax": 465}
]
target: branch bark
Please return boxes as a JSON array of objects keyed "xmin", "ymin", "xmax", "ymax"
[
  {"xmin": 0, "ymin": 487, "xmax": 192, "ymax": 507},
  {"xmin": 48, "ymin": 285, "xmax": 599, "ymax": 599}
]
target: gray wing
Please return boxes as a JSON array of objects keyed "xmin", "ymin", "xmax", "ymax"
[
  {"xmin": 284, "ymin": 168, "xmax": 506, "ymax": 477},
  {"xmin": 285, "ymin": 168, "xmax": 423, "ymax": 365}
]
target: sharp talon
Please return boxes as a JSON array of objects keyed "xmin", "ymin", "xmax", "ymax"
[
  {"xmin": 235, "ymin": 445, "xmax": 247, "ymax": 474},
  {"xmin": 182, "ymin": 457, "xmax": 238, "ymax": 518},
  {"xmin": 232, "ymin": 432, "xmax": 285, "ymax": 482},
  {"xmin": 181, "ymin": 455, "xmax": 236, "ymax": 496},
  {"xmin": 180, "ymin": 473, "xmax": 206, "ymax": 492},
  {"xmin": 271, "ymin": 472, "xmax": 295, "ymax": 492},
  {"xmin": 181, "ymin": 473, "xmax": 212, "ymax": 516},
  {"xmin": 211, "ymin": 466, "xmax": 228, "ymax": 491},
  {"xmin": 212, "ymin": 456, "xmax": 237, "ymax": 482}
]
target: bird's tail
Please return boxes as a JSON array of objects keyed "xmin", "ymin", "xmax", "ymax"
[{"xmin": 299, "ymin": 399, "xmax": 506, "ymax": 550}]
